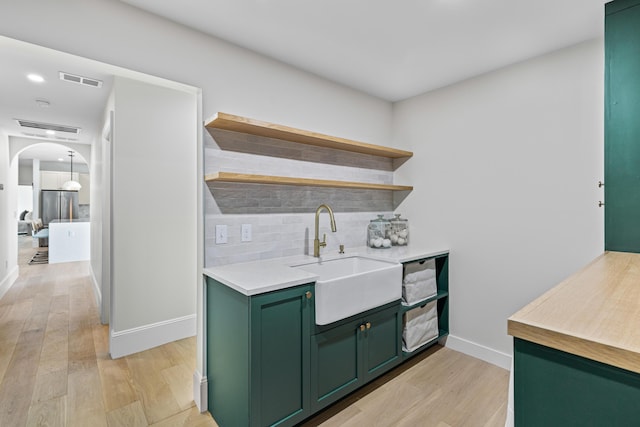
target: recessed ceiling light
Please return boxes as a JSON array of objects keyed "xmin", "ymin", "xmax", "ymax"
[
  {"xmin": 45, "ymin": 130, "xmax": 55, "ymax": 135},
  {"xmin": 27, "ymin": 73, "xmax": 44, "ymax": 83}
]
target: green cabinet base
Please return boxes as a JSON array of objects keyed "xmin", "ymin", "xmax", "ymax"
[
  {"xmin": 310, "ymin": 304, "xmax": 402, "ymax": 412},
  {"xmin": 206, "ymin": 253, "xmax": 449, "ymax": 426},
  {"xmin": 207, "ymin": 279, "xmax": 312, "ymax": 427},
  {"xmin": 514, "ymin": 338, "xmax": 640, "ymax": 426}
]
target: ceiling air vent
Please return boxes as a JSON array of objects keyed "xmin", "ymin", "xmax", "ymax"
[
  {"xmin": 16, "ymin": 119, "xmax": 81, "ymax": 134},
  {"xmin": 59, "ymin": 71, "xmax": 103, "ymax": 88}
]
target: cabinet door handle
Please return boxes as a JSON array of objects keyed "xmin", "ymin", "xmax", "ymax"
[
  {"xmin": 359, "ymin": 324, "xmax": 365, "ymax": 332},
  {"xmin": 305, "ymin": 291, "xmax": 312, "ymax": 299},
  {"xmin": 366, "ymin": 322, "xmax": 371, "ymax": 330}
]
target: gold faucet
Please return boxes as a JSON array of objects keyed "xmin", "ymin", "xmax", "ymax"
[{"xmin": 314, "ymin": 204, "xmax": 337, "ymax": 257}]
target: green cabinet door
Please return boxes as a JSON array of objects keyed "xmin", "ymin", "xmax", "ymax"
[
  {"xmin": 605, "ymin": 0, "xmax": 640, "ymax": 252},
  {"xmin": 310, "ymin": 303, "xmax": 401, "ymax": 412},
  {"xmin": 250, "ymin": 286, "xmax": 312, "ymax": 427},
  {"xmin": 310, "ymin": 316, "xmax": 362, "ymax": 411},
  {"xmin": 206, "ymin": 278, "xmax": 312, "ymax": 427},
  {"xmin": 361, "ymin": 305, "xmax": 402, "ymax": 382}
]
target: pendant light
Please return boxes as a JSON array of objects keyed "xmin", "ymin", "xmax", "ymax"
[{"xmin": 62, "ymin": 150, "xmax": 82, "ymax": 191}]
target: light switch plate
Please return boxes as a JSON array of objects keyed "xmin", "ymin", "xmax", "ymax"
[
  {"xmin": 241, "ymin": 224, "xmax": 252, "ymax": 242},
  {"xmin": 216, "ymin": 225, "xmax": 228, "ymax": 244}
]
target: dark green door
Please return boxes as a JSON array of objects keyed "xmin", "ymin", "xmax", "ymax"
[
  {"xmin": 361, "ymin": 305, "xmax": 401, "ymax": 382},
  {"xmin": 250, "ymin": 285, "xmax": 312, "ymax": 427},
  {"xmin": 310, "ymin": 317, "xmax": 362, "ymax": 411},
  {"xmin": 605, "ymin": 0, "xmax": 640, "ymax": 252}
]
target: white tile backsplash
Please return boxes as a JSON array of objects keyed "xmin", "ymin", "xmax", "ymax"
[
  {"xmin": 205, "ymin": 130, "xmax": 402, "ymax": 267},
  {"xmin": 205, "ymin": 212, "xmax": 393, "ymax": 267}
]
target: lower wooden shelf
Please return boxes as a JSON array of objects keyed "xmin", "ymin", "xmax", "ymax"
[
  {"xmin": 401, "ymin": 290, "xmax": 449, "ymax": 313},
  {"xmin": 205, "ymin": 172, "xmax": 413, "ymax": 191}
]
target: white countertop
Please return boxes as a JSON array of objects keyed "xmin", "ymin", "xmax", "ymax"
[{"xmin": 203, "ymin": 245, "xmax": 449, "ymax": 296}]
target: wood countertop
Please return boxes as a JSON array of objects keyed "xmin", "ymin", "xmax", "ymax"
[{"xmin": 508, "ymin": 251, "xmax": 640, "ymax": 374}]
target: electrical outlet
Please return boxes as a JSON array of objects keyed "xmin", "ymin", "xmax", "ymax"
[
  {"xmin": 215, "ymin": 225, "xmax": 228, "ymax": 244},
  {"xmin": 241, "ymin": 224, "xmax": 252, "ymax": 242}
]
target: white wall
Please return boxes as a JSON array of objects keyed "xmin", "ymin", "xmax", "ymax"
[
  {"xmin": 0, "ymin": 0, "xmax": 391, "ymax": 146},
  {"xmin": 393, "ymin": 39, "xmax": 604, "ymax": 367},
  {"xmin": 0, "ymin": 132, "xmax": 19, "ymax": 300},
  {"xmin": 18, "ymin": 162, "xmax": 32, "ymax": 185},
  {"xmin": 0, "ymin": 0, "xmax": 392, "ymax": 407},
  {"xmin": 90, "ymin": 89, "xmax": 115, "ymax": 324},
  {"xmin": 16, "ymin": 185, "xmax": 32, "ymax": 214},
  {"xmin": 32, "ymin": 159, "xmax": 40, "ymax": 219},
  {"xmin": 109, "ymin": 76, "xmax": 198, "ymax": 357}
]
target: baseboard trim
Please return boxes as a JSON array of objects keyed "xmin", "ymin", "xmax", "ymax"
[
  {"xmin": 89, "ymin": 265, "xmax": 102, "ymax": 312},
  {"xmin": 193, "ymin": 370, "xmax": 208, "ymax": 412},
  {"xmin": 445, "ymin": 334, "xmax": 512, "ymax": 370},
  {"xmin": 0, "ymin": 266, "xmax": 19, "ymax": 301},
  {"xmin": 110, "ymin": 313, "xmax": 197, "ymax": 359}
]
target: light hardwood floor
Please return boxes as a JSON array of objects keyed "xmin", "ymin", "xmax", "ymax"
[
  {"xmin": 1, "ymin": 237, "xmax": 216, "ymax": 427},
  {"xmin": 1, "ymin": 237, "xmax": 509, "ymax": 427}
]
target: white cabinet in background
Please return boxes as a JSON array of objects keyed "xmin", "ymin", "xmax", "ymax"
[
  {"xmin": 40, "ymin": 171, "xmax": 89, "ymax": 204},
  {"xmin": 48, "ymin": 220, "xmax": 90, "ymax": 264},
  {"xmin": 40, "ymin": 171, "xmax": 79, "ymax": 190}
]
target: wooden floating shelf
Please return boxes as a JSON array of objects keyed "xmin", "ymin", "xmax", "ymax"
[
  {"xmin": 206, "ymin": 112, "xmax": 413, "ymax": 160},
  {"xmin": 205, "ymin": 172, "xmax": 413, "ymax": 191}
]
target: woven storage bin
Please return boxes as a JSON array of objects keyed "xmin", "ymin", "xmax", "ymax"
[
  {"xmin": 402, "ymin": 259, "xmax": 437, "ymax": 305},
  {"xmin": 403, "ymin": 300, "xmax": 438, "ymax": 352}
]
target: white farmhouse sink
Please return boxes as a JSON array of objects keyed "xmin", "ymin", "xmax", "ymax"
[{"xmin": 292, "ymin": 256, "xmax": 402, "ymax": 325}]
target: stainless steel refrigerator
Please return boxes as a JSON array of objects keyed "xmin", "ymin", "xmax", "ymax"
[{"xmin": 40, "ymin": 190, "xmax": 79, "ymax": 227}]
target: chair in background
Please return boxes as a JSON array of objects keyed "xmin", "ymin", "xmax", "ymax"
[{"xmin": 31, "ymin": 218, "xmax": 49, "ymax": 247}]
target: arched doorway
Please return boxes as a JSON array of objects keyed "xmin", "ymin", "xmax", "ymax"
[{"xmin": 11, "ymin": 140, "xmax": 92, "ymax": 264}]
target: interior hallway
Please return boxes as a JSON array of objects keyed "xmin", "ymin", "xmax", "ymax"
[
  {"xmin": 0, "ymin": 236, "xmax": 216, "ymax": 426},
  {"xmin": 0, "ymin": 236, "xmax": 509, "ymax": 427}
]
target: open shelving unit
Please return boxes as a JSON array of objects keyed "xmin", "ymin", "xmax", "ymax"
[
  {"xmin": 206, "ymin": 112, "xmax": 413, "ymax": 160},
  {"xmin": 205, "ymin": 172, "xmax": 413, "ymax": 191},
  {"xmin": 205, "ymin": 112, "xmax": 414, "ymax": 193},
  {"xmin": 400, "ymin": 254, "xmax": 449, "ymax": 359},
  {"xmin": 400, "ymin": 290, "xmax": 449, "ymax": 313}
]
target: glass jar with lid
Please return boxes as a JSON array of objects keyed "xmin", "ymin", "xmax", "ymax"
[
  {"xmin": 367, "ymin": 214, "xmax": 392, "ymax": 249},
  {"xmin": 389, "ymin": 214, "xmax": 409, "ymax": 246}
]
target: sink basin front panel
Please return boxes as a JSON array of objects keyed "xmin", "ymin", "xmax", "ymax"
[{"xmin": 296, "ymin": 257, "xmax": 402, "ymax": 325}]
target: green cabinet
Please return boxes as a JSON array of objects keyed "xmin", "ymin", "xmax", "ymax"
[
  {"xmin": 206, "ymin": 278, "xmax": 313, "ymax": 427},
  {"xmin": 310, "ymin": 303, "xmax": 401, "ymax": 411},
  {"xmin": 205, "ymin": 252, "xmax": 449, "ymax": 426},
  {"xmin": 514, "ymin": 338, "xmax": 640, "ymax": 426},
  {"xmin": 605, "ymin": 0, "xmax": 640, "ymax": 252}
]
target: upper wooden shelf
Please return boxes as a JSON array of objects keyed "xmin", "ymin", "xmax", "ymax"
[
  {"xmin": 205, "ymin": 112, "xmax": 413, "ymax": 160},
  {"xmin": 206, "ymin": 172, "xmax": 413, "ymax": 191}
]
